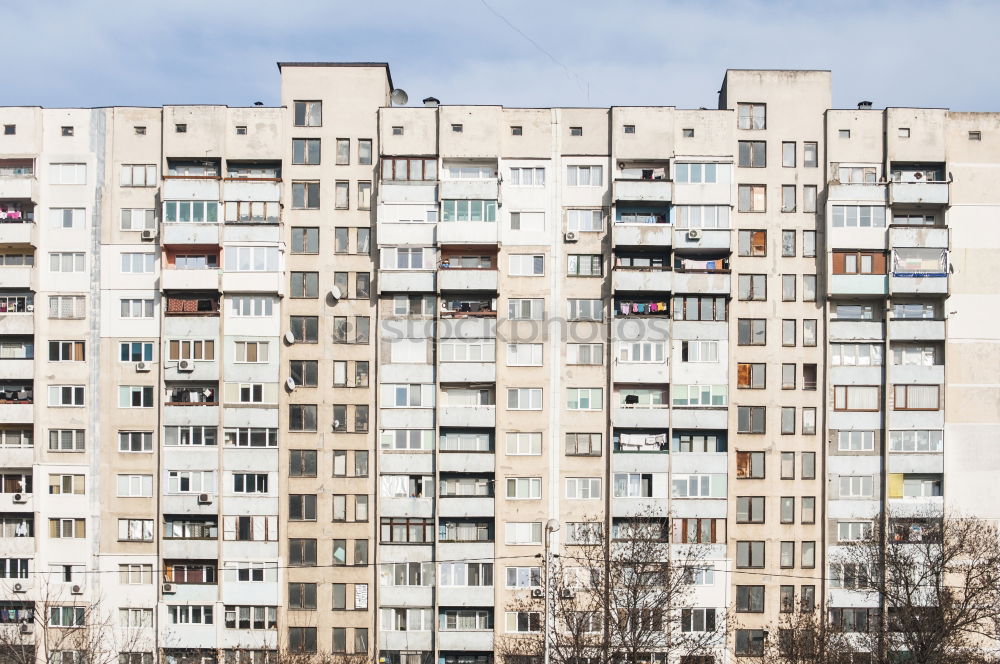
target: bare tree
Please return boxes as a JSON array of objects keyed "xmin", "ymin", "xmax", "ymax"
[
  {"xmin": 496, "ymin": 512, "xmax": 723, "ymax": 664},
  {"xmin": 0, "ymin": 578, "xmax": 151, "ymax": 664},
  {"xmin": 838, "ymin": 514, "xmax": 1000, "ymax": 664}
]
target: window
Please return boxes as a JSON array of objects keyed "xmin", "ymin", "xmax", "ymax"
[
  {"xmin": 565, "ymin": 433, "xmax": 601, "ymax": 456},
  {"xmin": 506, "ymin": 343, "xmax": 542, "ymax": 366},
  {"xmin": 505, "ymin": 566, "xmax": 541, "ymax": 588},
  {"xmin": 833, "ymin": 250, "xmax": 886, "ymax": 275},
  {"xmin": 509, "ymin": 167, "xmax": 545, "ymax": 186},
  {"xmin": 291, "ymin": 182, "xmax": 320, "ymax": 209},
  {"xmin": 780, "ymin": 407, "xmax": 796, "ymax": 434},
  {"xmin": 781, "ymin": 363, "xmax": 797, "ymax": 389},
  {"xmin": 736, "ymin": 363, "xmax": 765, "ymax": 390},
  {"xmin": 289, "ymin": 316, "xmax": 318, "ymax": 343},
  {"xmin": 893, "ymin": 384, "xmax": 940, "ymax": 410},
  {"xmin": 782, "ymin": 185, "xmax": 796, "ymax": 212},
  {"xmin": 50, "ymin": 252, "xmax": 85, "ymax": 272},
  {"xmin": 802, "ymin": 184, "xmax": 818, "ymax": 213},
  {"xmin": 567, "ymin": 388, "xmax": 602, "ymax": 410},
  {"xmin": 569, "ymin": 126, "xmax": 583, "ymax": 136},
  {"xmin": 441, "ymin": 199, "xmax": 496, "ymax": 222},
  {"xmin": 120, "ymin": 164, "xmax": 157, "ymax": 187},
  {"xmin": 889, "ymin": 429, "xmax": 943, "ymax": 452},
  {"xmin": 119, "ymin": 431, "xmax": 152, "ymax": 453},
  {"xmin": 49, "ymin": 519, "xmax": 86, "ymax": 539},
  {"xmin": 735, "ymin": 319, "xmax": 765, "ymax": 346},
  {"xmin": 505, "ymin": 522, "xmax": 542, "ymax": 545},
  {"xmin": 121, "ymin": 253, "xmax": 155, "ymax": 274},
  {"xmin": 738, "ymin": 230, "xmax": 767, "ymax": 256},
  {"xmin": 293, "ymin": 101, "xmax": 321, "ymax": 126},
  {"xmin": 781, "ymin": 141, "xmax": 796, "ymax": 167},
  {"xmin": 736, "ymin": 496, "xmax": 764, "ymax": 523},
  {"xmin": 166, "ymin": 470, "xmax": 215, "ymax": 494},
  {"xmin": 566, "ymin": 165, "xmax": 603, "ymax": 186},
  {"xmin": 48, "ymin": 341, "xmax": 84, "ymax": 363},
  {"xmin": 164, "ymin": 200, "xmax": 219, "ymax": 223},
  {"xmin": 118, "ymin": 386, "xmax": 153, "ymax": 408},
  {"xmin": 620, "ymin": 341, "xmax": 664, "ymax": 363},
  {"xmin": 802, "ymin": 495, "xmax": 816, "ymax": 522},
  {"xmin": 47, "ymin": 429, "xmax": 82, "ymax": 453},
  {"xmin": 381, "ymin": 429, "xmax": 434, "ymax": 451},
  {"xmin": 506, "ymin": 432, "xmax": 541, "ymax": 456},
  {"xmin": 567, "ymin": 208, "xmax": 606, "ymax": 230},
  {"xmin": 738, "ymin": 184, "xmax": 766, "ymax": 212},
  {"xmin": 738, "ymin": 274, "xmax": 766, "ymax": 301},
  {"xmin": 50, "ymin": 606, "xmax": 85, "ymax": 628},
  {"xmin": 834, "ymin": 386, "xmax": 880, "ymax": 411},
  {"xmin": 736, "ymin": 451, "xmax": 765, "ymax": 479},
  {"xmin": 233, "ymin": 473, "xmax": 269, "ymax": 494},
  {"xmin": 682, "ymin": 127, "xmax": 694, "ymax": 137},
  {"xmin": 508, "ymin": 254, "xmax": 544, "ymax": 276},
  {"xmin": 50, "ymin": 163, "xmax": 86, "ymax": 185},
  {"xmin": 568, "ymin": 298, "xmax": 602, "ymax": 321},
  {"xmin": 737, "ymin": 406, "xmax": 765, "ymax": 434},
  {"xmin": 508, "ymin": 298, "xmax": 544, "ymax": 320},
  {"xmin": 2, "ymin": 125, "xmax": 13, "ymax": 135},
  {"xmin": 781, "ymin": 319, "xmax": 796, "ymax": 347},
  {"xmin": 674, "ymin": 296, "xmax": 727, "ymax": 322},
  {"xmin": 671, "ymin": 474, "xmax": 726, "ymax": 498},
  {"xmin": 49, "ymin": 385, "xmax": 85, "ymax": 407},
  {"xmin": 674, "ymin": 163, "xmax": 727, "ymax": 184},
  {"xmin": 565, "ymin": 477, "xmax": 601, "ymax": 500},
  {"xmin": 623, "ymin": 124, "xmax": 636, "ymax": 134},
  {"xmin": 380, "ymin": 517, "xmax": 434, "ymax": 543},
  {"xmin": 833, "ymin": 205, "xmax": 886, "ymax": 228},
  {"xmin": 507, "ymin": 388, "xmax": 542, "ymax": 410},
  {"xmin": 738, "ymin": 141, "xmax": 766, "ymax": 167},
  {"xmin": 288, "ymin": 539, "xmax": 317, "ymax": 566},
  {"xmin": 117, "ymin": 474, "xmax": 153, "ymax": 497},
  {"xmin": 737, "ymin": 103, "xmax": 766, "ymax": 130},
  {"xmin": 614, "ymin": 473, "xmax": 653, "ymax": 498},
  {"xmin": 506, "ymin": 477, "xmax": 542, "ymax": 500},
  {"xmin": 334, "ymin": 181, "xmax": 349, "ymax": 209},
  {"xmin": 49, "ymin": 474, "xmax": 85, "ymax": 495},
  {"xmin": 737, "ymin": 543, "xmax": 765, "ymax": 572},
  {"xmin": 839, "ymin": 476, "xmax": 875, "ymax": 498}
]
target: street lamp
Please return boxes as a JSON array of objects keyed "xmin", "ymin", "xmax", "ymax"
[{"xmin": 544, "ymin": 519, "xmax": 560, "ymax": 664}]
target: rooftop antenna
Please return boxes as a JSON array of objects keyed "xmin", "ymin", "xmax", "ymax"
[{"xmin": 390, "ymin": 89, "xmax": 409, "ymax": 106}]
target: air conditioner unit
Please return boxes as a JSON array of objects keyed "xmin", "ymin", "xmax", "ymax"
[
  {"xmin": 70, "ymin": 585, "xmax": 82, "ymax": 595},
  {"xmin": 563, "ymin": 231, "xmax": 579, "ymax": 243},
  {"xmin": 12, "ymin": 583, "xmax": 25, "ymax": 593},
  {"xmin": 177, "ymin": 360, "xmax": 194, "ymax": 372},
  {"xmin": 530, "ymin": 588, "xmax": 545, "ymax": 599},
  {"xmin": 197, "ymin": 493, "xmax": 212, "ymax": 504},
  {"xmin": 162, "ymin": 583, "xmax": 175, "ymax": 594},
  {"xmin": 19, "ymin": 623, "xmax": 31, "ymax": 635},
  {"xmin": 135, "ymin": 362, "xmax": 151, "ymax": 373},
  {"xmin": 12, "ymin": 493, "xmax": 24, "ymax": 504},
  {"xmin": 560, "ymin": 589, "xmax": 576, "ymax": 599},
  {"xmin": 25, "ymin": 305, "xmax": 33, "ymax": 313},
  {"xmin": 141, "ymin": 229, "xmax": 157, "ymax": 241},
  {"xmin": 686, "ymin": 229, "xmax": 702, "ymax": 240}
]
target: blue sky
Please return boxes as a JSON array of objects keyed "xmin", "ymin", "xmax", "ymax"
[{"xmin": 5, "ymin": 0, "xmax": 998, "ymax": 111}]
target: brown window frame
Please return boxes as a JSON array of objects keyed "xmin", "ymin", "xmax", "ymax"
[
  {"xmin": 737, "ymin": 363, "xmax": 765, "ymax": 389},
  {"xmin": 833, "ymin": 385, "xmax": 881, "ymax": 412},
  {"xmin": 738, "ymin": 230, "xmax": 767, "ymax": 257},
  {"xmin": 832, "ymin": 251, "xmax": 887, "ymax": 275},
  {"xmin": 893, "ymin": 384, "xmax": 941, "ymax": 411}
]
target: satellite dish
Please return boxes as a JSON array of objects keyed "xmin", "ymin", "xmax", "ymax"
[
  {"xmin": 285, "ymin": 377, "xmax": 296, "ymax": 392},
  {"xmin": 330, "ymin": 286, "xmax": 342, "ymax": 300},
  {"xmin": 283, "ymin": 330, "xmax": 296, "ymax": 345},
  {"xmin": 390, "ymin": 89, "xmax": 409, "ymax": 106}
]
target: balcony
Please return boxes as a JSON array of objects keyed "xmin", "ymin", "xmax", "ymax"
[
  {"xmin": 612, "ymin": 268, "xmax": 672, "ymax": 293},
  {"xmin": 438, "ymin": 362, "xmax": 496, "ymax": 383},
  {"xmin": 672, "ymin": 270, "xmax": 730, "ymax": 294},
  {"xmin": 380, "ymin": 222, "xmax": 436, "ymax": 246},
  {"xmin": 438, "ymin": 452, "xmax": 494, "ymax": 473},
  {"xmin": 673, "ymin": 228, "xmax": 731, "ymax": 251},
  {"xmin": 162, "ymin": 178, "xmax": 220, "ymax": 200},
  {"xmin": 0, "ymin": 222, "xmax": 34, "ymax": 247},
  {"xmin": 161, "ymin": 269, "xmax": 220, "ymax": 291},
  {"xmin": 0, "ymin": 404, "xmax": 32, "ymax": 424},
  {"xmin": 438, "ymin": 405, "xmax": 496, "ymax": 428},
  {"xmin": 438, "ymin": 318, "xmax": 496, "ymax": 339},
  {"xmin": 378, "ymin": 271, "xmax": 435, "ymax": 293},
  {"xmin": 670, "ymin": 408, "xmax": 728, "ymax": 430},
  {"xmin": 889, "ymin": 181, "xmax": 949, "ymax": 206},
  {"xmin": 381, "ymin": 497, "xmax": 434, "ymax": 519},
  {"xmin": 437, "ymin": 222, "xmax": 499, "ymax": 245},
  {"xmin": 438, "ymin": 269, "xmax": 498, "ymax": 292},
  {"xmin": 613, "ymin": 223, "xmax": 672, "ymax": 247},
  {"xmin": 0, "ymin": 178, "xmax": 36, "ymax": 202},
  {"xmin": 440, "ymin": 296, "xmax": 496, "ymax": 320},
  {"xmin": 222, "ymin": 179, "xmax": 280, "ymax": 203},
  {"xmin": 829, "ymin": 319, "xmax": 884, "ymax": 341},
  {"xmin": 614, "ymin": 298, "xmax": 670, "ymax": 318},
  {"xmin": 0, "ymin": 361, "xmax": 33, "ymax": 381},
  {"xmin": 890, "ymin": 274, "xmax": 948, "ymax": 295},
  {"xmin": 611, "ymin": 406, "xmax": 669, "ymax": 429},
  {"xmin": 438, "ymin": 497, "xmax": 494, "ymax": 518},
  {"xmin": 162, "ymin": 222, "xmax": 221, "ymax": 246},
  {"xmin": 0, "ymin": 269, "xmax": 32, "ymax": 290},
  {"xmin": 614, "ymin": 179, "xmax": 672, "ymax": 203},
  {"xmin": 827, "ymin": 182, "xmax": 887, "ymax": 203},
  {"xmin": 379, "ymin": 181, "xmax": 438, "ymax": 204},
  {"xmin": 221, "ymin": 271, "xmax": 282, "ymax": 294},
  {"xmin": 890, "ymin": 226, "xmax": 949, "ymax": 249},
  {"xmin": 829, "ymin": 275, "xmax": 888, "ymax": 297},
  {"xmin": 891, "ymin": 364, "xmax": 944, "ymax": 385},
  {"xmin": 0, "ymin": 491, "xmax": 32, "ymax": 512},
  {"xmin": 889, "ymin": 319, "xmax": 945, "ymax": 341},
  {"xmin": 613, "ymin": 362, "xmax": 668, "ymax": 385},
  {"xmin": 162, "ymin": 538, "xmax": 218, "ymax": 560},
  {"xmin": 436, "ymin": 631, "xmax": 494, "ymax": 652},
  {"xmin": 439, "ymin": 179, "xmax": 498, "ymax": 201},
  {"xmin": 437, "ymin": 586, "xmax": 493, "ymax": 607}
]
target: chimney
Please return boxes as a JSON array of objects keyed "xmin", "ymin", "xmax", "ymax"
[
  {"xmin": 422, "ymin": 97, "xmax": 440, "ymax": 108},
  {"xmin": 857, "ymin": 100, "xmax": 873, "ymax": 110}
]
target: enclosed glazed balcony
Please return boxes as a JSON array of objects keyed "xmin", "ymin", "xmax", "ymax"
[
  {"xmin": 889, "ymin": 164, "xmax": 948, "ymax": 206},
  {"xmin": 890, "ymin": 247, "xmax": 949, "ymax": 295},
  {"xmin": 612, "ymin": 386, "xmax": 669, "ymax": 429},
  {"xmin": 438, "ymin": 385, "xmax": 496, "ymax": 428}
]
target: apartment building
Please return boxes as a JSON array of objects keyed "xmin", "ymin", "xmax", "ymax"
[{"xmin": 0, "ymin": 63, "xmax": 997, "ymax": 664}]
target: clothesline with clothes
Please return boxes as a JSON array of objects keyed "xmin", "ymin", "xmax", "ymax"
[
  {"xmin": 617, "ymin": 300, "xmax": 670, "ymax": 316},
  {"xmin": 617, "ymin": 432, "xmax": 668, "ymax": 451}
]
